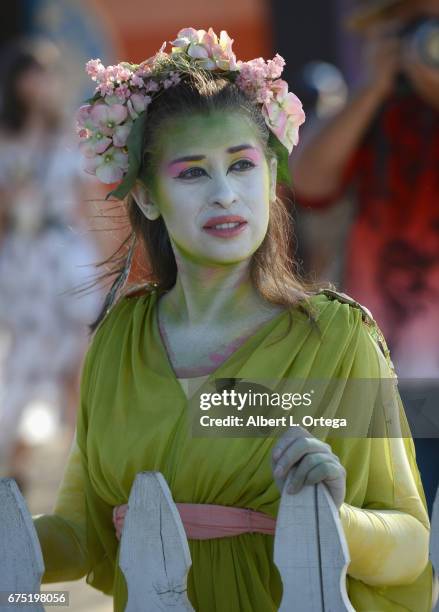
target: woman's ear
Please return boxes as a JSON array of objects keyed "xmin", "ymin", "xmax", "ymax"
[
  {"xmin": 131, "ymin": 182, "xmax": 161, "ymax": 221},
  {"xmin": 269, "ymin": 157, "xmax": 278, "ymax": 202}
]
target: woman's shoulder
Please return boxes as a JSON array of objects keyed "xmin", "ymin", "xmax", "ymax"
[
  {"xmin": 78, "ymin": 284, "xmax": 158, "ymax": 395},
  {"xmin": 305, "ymin": 288, "xmax": 395, "ymax": 375},
  {"xmin": 86, "ymin": 283, "xmax": 157, "ymax": 354},
  {"xmin": 307, "ymin": 288, "xmax": 375, "ymax": 326},
  {"xmin": 297, "ymin": 288, "xmax": 375, "ymax": 335},
  {"xmin": 100, "ymin": 281, "xmax": 156, "ymax": 321}
]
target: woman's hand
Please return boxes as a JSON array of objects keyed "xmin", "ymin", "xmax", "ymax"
[
  {"xmin": 271, "ymin": 426, "xmax": 346, "ymax": 510},
  {"xmin": 113, "ymin": 503, "xmax": 128, "ymax": 541}
]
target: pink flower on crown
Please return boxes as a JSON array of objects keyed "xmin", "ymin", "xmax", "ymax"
[
  {"xmin": 201, "ymin": 28, "xmax": 217, "ymax": 49},
  {"xmin": 201, "ymin": 29, "xmax": 237, "ymax": 71},
  {"xmin": 171, "ymin": 27, "xmax": 200, "ymax": 49},
  {"xmin": 171, "ymin": 27, "xmax": 237, "ymax": 71},
  {"xmin": 126, "ymin": 93, "xmax": 152, "ymax": 119},
  {"xmin": 236, "ymin": 57, "xmax": 277, "ymax": 102},
  {"xmin": 97, "ymin": 82, "xmax": 115, "ymax": 97},
  {"xmin": 89, "ymin": 103, "xmax": 128, "ymax": 136},
  {"xmin": 112, "ymin": 121, "xmax": 132, "ymax": 147},
  {"xmin": 76, "ymin": 104, "xmax": 94, "ymax": 132},
  {"xmin": 79, "ymin": 30, "xmax": 306, "ymax": 189},
  {"xmin": 104, "ymin": 65, "xmax": 124, "ymax": 84},
  {"xmin": 84, "ymin": 147, "xmax": 129, "ymax": 184},
  {"xmin": 86, "ymin": 59, "xmax": 105, "ymax": 81},
  {"xmin": 114, "ymin": 84, "xmax": 131, "ymax": 101},
  {"xmin": 262, "ymin": 79, "xmax": 306, "ymax": 152},
  {"xmin": 267, "ymin": 54, "xmax": 285, "ymax": 80},
  {"xmin": 77, "ymin": 103, "xmax": 128, "ymax": 158},
  {"xmin": 113, "ymin": 64, "xmax": 133, "ymax": 83},
  {"xmin": 79, "ymin": 132, "xmax": 112, "ymax": 158},
  {"xmin": 145, "ymin": 80, "xmax": 160, "ymax": 93},
  {"xmin": 130, "ymin": 74, "xmax": 144, "ymax": 88},
  {"xmin": 214, "ymin": 31, "xmax": 238, "ymax": 71},
  {"xmin": 132, "ymin": 93, "xmax": 151, "ymax": 111},
  {"xmin": 186, "ymin": 33, "xmax": 215, "ymax": 70}
]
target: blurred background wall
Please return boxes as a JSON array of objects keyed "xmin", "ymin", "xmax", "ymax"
[{"xmin": 0, "ymin": 0, "xmax": 358, "ymax": 106}]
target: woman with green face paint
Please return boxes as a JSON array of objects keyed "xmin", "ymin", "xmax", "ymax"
[
  {"xmin": 129, "ymin": 110, "xmax": 284, "ymax": 377},
  {"xmin": 32, "ymin": 30, "xmax": 434, "ymax": 611}
]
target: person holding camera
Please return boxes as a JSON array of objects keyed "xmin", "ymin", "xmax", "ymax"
[{"xmin": 292, "ymin": 0, "xmax": 439, "ymax": 516}]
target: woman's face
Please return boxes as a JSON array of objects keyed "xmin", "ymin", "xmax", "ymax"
[{"xmin": 148, "ymin": 112, "xmax": 276, "ymax": 266}]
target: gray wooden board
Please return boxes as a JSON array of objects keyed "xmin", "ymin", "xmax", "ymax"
[
  {"xmin": 119, "ymin": 472, "xmax": 194, "ymax": 611},
  {"xmin": 0, "ymin": 478, "xmax": 44, "ymax": 611},
  {"xmin": 274, "ymin": 474, "xmax": 354, "ymax": 612},
  {"xmin": 432, "ymin": 487, "xmax": 439, "ymax": 611}
]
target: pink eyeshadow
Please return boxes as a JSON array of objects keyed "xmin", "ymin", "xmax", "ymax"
[
  {"xmin": 165, "ymin": 161, "xmax": 196, "ymax": 178},
  {"xmin": 232, "ymin": 148, "xmax": 262, "ymax": 164},
  {"xmin": 165, "ymin": 147, "xmax": 262, "ymax": 178}
]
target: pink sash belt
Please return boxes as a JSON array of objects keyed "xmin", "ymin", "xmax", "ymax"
[
  {"xmin": 176, "ymin": 503, "xmax": 276, "ymax": 539},
  {"xmin": 113, "ymin": 503, "xmax": 276, "ymax": 540}
]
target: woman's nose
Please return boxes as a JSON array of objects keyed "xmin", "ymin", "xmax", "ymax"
[{"xmin": 208, "ymin": 174, "xmax": 237, "ymax": 208}]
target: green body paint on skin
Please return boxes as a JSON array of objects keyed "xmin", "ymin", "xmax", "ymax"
[{"xmin": 137, "ymin": 111, "xmax": 284, "ymax": 377}]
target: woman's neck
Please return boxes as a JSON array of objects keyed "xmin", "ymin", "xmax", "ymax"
[{"xmin": 159, "ymin": 255, "xmax": 277, "ymax": 328}]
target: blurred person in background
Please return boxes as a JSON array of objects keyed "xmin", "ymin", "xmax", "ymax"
[
  {"xmin": 0, "ymin": 39, "xmax": 102, "ymax": 493},
  {"xmin": 291, "ymin": 0, "xmax": 439, "ymax": 515}
]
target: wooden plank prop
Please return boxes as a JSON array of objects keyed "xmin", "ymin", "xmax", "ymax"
[
  {"xmin": 274, "ymin": 472, "xmax": 354, "ymax": 612},
  {"xmin": 118, "ymin": 471, "xmax": 353, "ymax": 611},
  {"xmin": 0, "ymin": 471, "xmax": 355, "ymax": 611},
  {"xmin": 119, "ymin": 472, "xmax": 194, "ymax": 611},
  {"xmin": 431, "ymin": 487, "xmax": 439, "ymax": 612},
  {"xmin": 0, "ymin": 478, "xmax": 44, "ymax": 612}
]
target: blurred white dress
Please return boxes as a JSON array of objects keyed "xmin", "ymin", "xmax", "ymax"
[{"xmin": 0, "ymin": 133, "xmax": 102, "ymax": 464}]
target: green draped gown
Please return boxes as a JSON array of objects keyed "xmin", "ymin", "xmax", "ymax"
[{"xmin": 33, "ymin": 290, "xmax": 434, "ymax": 611}]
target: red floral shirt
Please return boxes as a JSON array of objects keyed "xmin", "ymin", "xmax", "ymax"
[{"xmin": 297, "ymin": 93, "xmax": 439, "ymax": 376}]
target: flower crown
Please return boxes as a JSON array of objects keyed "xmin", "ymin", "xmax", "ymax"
[{"xmin": 77, "ymin": 28, "xmax": 306, "ymax": 200}]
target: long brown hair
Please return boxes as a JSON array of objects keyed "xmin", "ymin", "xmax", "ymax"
[{"xmin": 90, "ymin": 68, "xmax": 318, "ymax": 334}]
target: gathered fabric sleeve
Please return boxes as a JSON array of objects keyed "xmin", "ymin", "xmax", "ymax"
[
  {"xmin": 32, "ymin": 342, "xmax": 96, "ymax": 583},
  {"xmin": 32, "ymin": 434, "xmax": 89, "ymax": 582},
  {"xmin": 326, "ymin": 310, "xmax": 433, "ymax": 609}
]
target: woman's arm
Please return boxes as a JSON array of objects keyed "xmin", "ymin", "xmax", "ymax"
[
  {"xmin": 340, "ymin": 498, "xmax": 429, "ymax": 586},
  {"xmin": 272, "ymin": 432, "xmax": 430, "ymax": 587},
  {"xmin": 338, "ymin": 320, "xmax": 431, "ymax": 587},
  {"xmin": 272, "ymin": 303, "xmax": 431, "ymax": 591},
  {"xmin": 32, "ymin": 433, "xmax": 91, "ymax": 583}
]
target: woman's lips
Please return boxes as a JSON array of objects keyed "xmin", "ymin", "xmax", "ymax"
[{"xmin": 202, "ymin": 215, "xmax": 248, "ymax": 238}]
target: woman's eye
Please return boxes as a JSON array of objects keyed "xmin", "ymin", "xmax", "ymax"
[
  {"xmin": 175, "ymin": 160, "xmax": 255, "ymax": 179},
  {"xmin": 177, "ymin": 167, "xmax": 207, "ymax": 179},
  {"xmin": 230, "ymin": 159, "xmax": 256, "ymax": 172}
]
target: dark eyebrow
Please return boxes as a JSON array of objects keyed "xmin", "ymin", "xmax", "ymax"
[
  {"xmin": 227, "ymin": 144, "xmax": 256, "ymax": 154},
  {"xmin": 168, "ymin": 155, "xmax": 206, "ymax": 165},
  {"xmin": 169, "ymin": 144, "xmax": 256, "ymax": 166}
]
